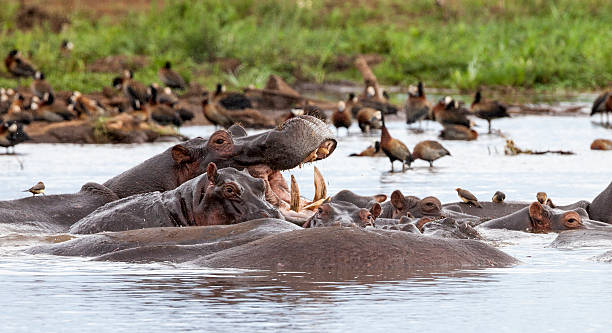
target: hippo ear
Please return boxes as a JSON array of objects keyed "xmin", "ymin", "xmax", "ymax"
[
  {"xmin": 373, "ymin": 194, "xmax": 387, "ymax": 203},
  {"xmin": 391, "ymin": 190, "xmax": 405, "ymax": 210},
  {"xmin": 529, "ymin": 201, "xmax": 545, "ymax": 221},
  {"xmin": 171, "ymin": 144, "xmax": 193, "ymax": 164},
  {"xmin": 528, "ymin": 201, "xmax": 550, "ymax": 231},
  {"xmin": 228, "ymin": 124, "xmax": 247, "ymax": 138},
  {"xmin": 370, "ymin": 202, "xmax": 382, "ymax": 218},
  {"xmin": 206, "ymin": 162, "xmax": 218, "ymax": 184}
]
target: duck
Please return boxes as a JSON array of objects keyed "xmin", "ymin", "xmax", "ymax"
[
  {"xmin": 113, "ymin": 70, "xmax": 149, "ymax": 110},
  {"xmin": 31, "ymin": 71, "xmax": 54, "ymax": 105},
  {"xmin": 148, "ymin": 84, "xmax": 183, "ymax": 127},
  {"xmin": 591, "ymin": 91, "xmax": 611, "ymax": 124},
  {"xmin": 0, "ymin": 121, "xmax": 28, "ymax": 154},
  {"xmin": 68, "ymin": 91, "xmax": 107, "ymax": 119},
  {"xmin": 439, "ymin": 124, "xmax": 478, "ymax": 141},
  {"xmin": 331, "ymin": 100, "xmax": 352, "ymax": 134},
  {"xmin": 349, "ymin": 141, "xmax": 382, "ymax": 157},
  {"xmin": 213, "ymin": 83, "xmax": 252, "ymax": 110},
  {"xmin": 0, "ymin": 88, "xmax": 10, "ymax": 115},
  {"xmin": 30, "ymin": 96, "xmax": 76, "ymax": 122},
  {"xmin": 3, "ymin": 94, "xmax": 32, "ymax": 125},
  {"xmin": 411, "ymin": 140, "xmax": 451, "ymax": 167},
  {"xmin": 158, "ymin": 61, "xmax": 186, "ymax": 90},
  {"xmin": 356, "ymin": 107, "xmax": 382, "ymax": 133},
  {"xmin": 380, "ymin": 118, "xmax": 412, "ymax": 172},
  {"xmin": 60, "ymin": 40, "xmax": 74, "ymax": 57},
  {"xmin": 432, "ymin": 96, "xmax": 472, "ymax": 127},
  {"xmin": 202, "ymin": 94, "xmax": 233, "ymax": 128},
  {"xmin": 470, "ymin": 91, "xmax": 510, "ymax": 133},
  {"xmin": 404, "ymin": 82, "xmax": 431, "ymax": 126},
  {"xmin": 4, "ymin": 49, "xmax": 36, "ymax": 79},
  {"xmin": 357, "ymin": 86, "xmax": 399, "ymax": 115}
]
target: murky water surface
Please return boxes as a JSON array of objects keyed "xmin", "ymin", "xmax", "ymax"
[{"xmin": 1, "ymin": 115, "xmax": 611, "ymax": 332}]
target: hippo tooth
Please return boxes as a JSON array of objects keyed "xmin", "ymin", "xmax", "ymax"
[
  {"xmin": 303, "ymin": 198, "xmax": 326, "ymax": 211},
  {"xmin": 313, "ymin": 166, "xmax": 326, "ymax": 202},
  {"xmin": 290, "ymin": 175, "xmax": 301, "ymax": 212}
]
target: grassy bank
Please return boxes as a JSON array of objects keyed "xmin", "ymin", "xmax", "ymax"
[{"xmin": 1, "ymin": 0, "xmax": 611, "ymax": 93}]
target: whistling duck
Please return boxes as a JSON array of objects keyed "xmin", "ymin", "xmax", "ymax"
[
  {"xmin": 60, "ymin": 40, "xmax": 74, "ymax": 57},
  {"xmin": 155, "ymin": 85, "xmax": 179, "ymax": 106},
  {"xmin": 4, "ymin": 94, "xmax": 32, "ymax": 124},
  {"xmin": 30, "ymin": 96, "xmax": 76, "ymax": 122},
  {"xmin": 214, "ymin": 83, "xmax": 252, "ymax": 110},
  {"xmin": 412, "ymin": 140, "xmax": 451, "ymax": 167},
  {"xmin": 357, "ymin": 108, "xmax": 382, "ymax": 133},
  {"xmin": 456, "ymin": 188, "xmax": 482, "ymax": 208},
  {"xmin": 31, "ymin": 71, "xmax": 54, "ymax": 105},
  {"xmin": 357, "ymin": 86, "xmax": 399, "ymax": 115},
  {"xmin": 158, "ymin": 61, "xmax": 186, "ymax": 90},
  {"xmin": 405, "ymin": 82, "xmax": 432, "ymax": 125},
  {"xmin": 380, "ymin": 119, "xmax": 412, "ymax": 172},
  {"xmin": 331, "ymin": 100, "xmax": 352, "ymax": 134},
  {"xmin": 202, "ymin": 95, "xmax": 233, "ymax": 128},
  {"xmin": 590, "ymin": 139, "xmax": 612, "ymax": 150},
  {"xmin": 349, "ymin": 141, "xmax": 382, "ymax": 157},
  {"xmin": 68, "ymin": 91, "xmax": 106, "ymax": 119},
  {"xmin": 0, "ymin": 88, "xmax": 10, "ymax": 115},
  {"xmin": 0, "ymin": 121, "xmax": 28, "ymax": 153},
  {"xmin": 470, "ymin": 91, "xmax": 509, "ymax": 133},
  {"xmin": 113, "ymin": 71, "xmax": 149, "ymax": 110},
  {"xmin": 148, "ymin": 84, "xmax": 183, "ymax": 127},
  {"xmin": 439, "ymin": 124, "xmax": 478, "ymax": 141},
  {"xmin": 432, "ymin": 96, "xmax": 472, "ymax": 127},
  {"xmin": 591, "ymin": 91, "xmax": 611, "ymax": 124},
  {"xmin": 4, "ymin": 50, "xmax": 36, "ymax": 79}
]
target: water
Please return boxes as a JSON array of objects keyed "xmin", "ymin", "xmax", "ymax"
[{"xmin": 1, "ymin": 115, "xmax": 611, "ymax": 332}]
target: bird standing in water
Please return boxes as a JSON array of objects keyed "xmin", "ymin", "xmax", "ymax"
[
  {"xmin": 470, "ymin": 91, "xmax": 510, "ymax": 133},
  {"xmin": 411, "ymin": 140, "xmax": 451, "ymax": 167},
  {"xmin": 380, "ymin": 117, "xmax": 412, "ymax": 172},
  {"xmin": 456, "ymin": 188, "xmax": 482, "ymax": 208},
  {"xmin": 331, "ymin": 100, "xmax": 352, "ymax": 135},
  {"xmin": 23, "ymin": 181, "xmax": 45, "ymax": 196}
]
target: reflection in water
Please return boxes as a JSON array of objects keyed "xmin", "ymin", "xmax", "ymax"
[{"xmin": 1, "ymin": 116, "xmax": 612, "ymax": 331}]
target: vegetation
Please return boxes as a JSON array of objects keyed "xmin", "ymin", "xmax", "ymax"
[{"xmin": 1, "ymin": 0, "xmax": 611, "ymax": 93}]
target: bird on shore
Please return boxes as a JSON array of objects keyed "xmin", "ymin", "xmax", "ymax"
[
  {"xmin": 456, "ymin": 188, "xmax": 482, "ymax": 208},
  {"xmin": 470, "ymin": 90, "xmax": 510, "ymax": 133},
  {"xmin": 380, "ymin": 118, "xmax": 412, "ymax": 172},
  {"xmin": 349, "ymin": 141, "xmax": 382, "ymax": 157},
  {"xmin": 147, "ymin": 84, "xmax": 183, "ymax": 127},
  {"xmin": 405, "ymin": 82, "xmax": 431, "ymax": 126},
  {"xmin": 213, "ymin": 83, "xmax": 252, "ymax": 110},
  {"xmin": 23, "ymin": 181, "xmax": 45, "ymax": 196},
  {"xmin": 202, "ymin": 94, "xmax": 233, "ymax": 128},
  {"xmin": 60, "ymin": 40, "xmax": 74, "ymax": 57},
  {"xmin": 113, "ymin": 70, "xmax": 150, "ymax": 111},
  {"xmin": 4, "ymin": 50, "xmax": 36, "ymax": 81},
  {"xmin": 536, "ymin": 192, "xmax": 555, "ymax": 208},
  {"xmin": 492, "ymin": 191, "xmax": 506, "ymax": 203},
  {"xmin": 31, "ymin": 71, "xmax": 54, "ymax": 105},
  {"xmin": 331, "ymin": 100, "xmax": 352, "ymax": 135},
  {"xmin": 432, "ymin": 96, "xmax": 472, "ymax": 128},
  {"xmin": 411, "ymin": 140, "xmax": 451, "ymax": 167},
  {"xmin": 158, "ymin": 61, "xmax": 186, "ymax": 90},
  {"xmin": 591, "ymin": 91, "xmax": 611, "ymax": 124}
]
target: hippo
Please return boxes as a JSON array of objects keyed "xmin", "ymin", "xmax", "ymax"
[
  {"xmin": 479, "ymin": 201, "xmax": 607, "ymax": 233},
  {"xmin": 588, "ymin": 181, "xmax": 612, "ymax": 224},
  {"xmin": 28, "ymin": 219, "xmax": 518, "ymax": 278},
  {"xmin": 381, "ymin": 190, "xmax": 443, "ymax": 219},
  {"xmin": 302, "ymin": 200, "xmax": 382, "ymax": 228},
  {"xmin": 330, "ymin": 190, "xmax": 387, "ymax": 208},
  {"xmin": 69, "ymin": 163, "xmax": 281, "ymax": 234},
  {"xmin": 0, "ymin": 116, "xmax": 336, "ymax": 230},
  {"xmin": 548, "ymin": 229, "xmax": 612, "ymax": 249}
]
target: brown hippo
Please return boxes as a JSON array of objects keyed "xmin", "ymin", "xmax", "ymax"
[
  {"xmin": 69, "ymin": 163, "xmax": 281, "ymax": 234},
  {"xmin": 588, "ymin": 181, "xmax": 612, "ymax": 224},
  {"xmin": 382, "ymin": 190, "xmax": 443, "ymax": 219},
  {"xmin": 0, "ymin": 115, "xmax": 336, "ymax": 230},
  {"xmin": 330, "ymin": 190, "xmax": 387, "ymax": 208},
  {"xmin": 548, "ymin": 229, "xmax": 612, "ymax": 249},
  {"xmin": 28, "ymin": 219, "xmax": 517, "ymax": 278},
  {"xmin": 302, "ymin": 201, "xmax": 382, "ymax": 228},
  {"xmin": 479, "ymin": 201, "xmax": 607, "ymax": 233}
]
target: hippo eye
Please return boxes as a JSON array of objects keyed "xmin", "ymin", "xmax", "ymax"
[{"xmin": 215, "ymin": 138, "xmax": 224, "ymax": 144}]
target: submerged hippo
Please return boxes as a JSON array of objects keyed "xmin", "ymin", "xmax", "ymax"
[
  {"xmin": 70, "ymin": 163, "xmax": 281, "ymax": 234},
  {"xmin": 479, "ymin": 201, "xmax": 607, "ymax": 233},
  {"xmin": 302, "ymin": 201, "xmax": 382, "ymax": 228},
  {"xmin": 588, "ymin": 181, "xmax": 612, "ymax": 224},
  {"xmin": 28, "ymin": 219, "xmax": 517, "ymax": 278},
  {"xmin": 0, "ymin": 116, "xmax": 336, "ymax": 230}
]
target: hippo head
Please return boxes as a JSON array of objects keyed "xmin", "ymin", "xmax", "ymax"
[
  {"xmin": 390, "ymin": 190, "xmax": 442, "ymax": 218},
  {"xmin": 528, "ymin": 202, "xmax": 584, "ymax": 233},
  {"xmin": 164, "ymin": 115, "xmax": 337, "ymax": 202},
  {"xmin": 303, "ymin": 201, "xmax": 382, "ymax": 228},
  {"xmin": 174, "ymin": 163, "xmax": 282, "ymax": 226},
  {"xmin": 421, "ymin": 217, "xmax": 482, "ymax": 240}
]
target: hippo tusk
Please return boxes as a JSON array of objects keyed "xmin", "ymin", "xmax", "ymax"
[
  {"xmin": 313, "ymin": 166, "xmax": 326, "ymax": 202},
  {"xmin": 303, "ymin": 198, "xmax": 327, "ymax": 211},
  {"xmin": 316, "ymin": 147, "xmax": 330, "ymax": 159},
  {"xmin": 290, "ymin": 175, "xmax": 301, "ymax": 212}
]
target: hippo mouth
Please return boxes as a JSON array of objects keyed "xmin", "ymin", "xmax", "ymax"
[{"xmin": 247, "ymin": 162, "xmax": 329, "ymax": 223}]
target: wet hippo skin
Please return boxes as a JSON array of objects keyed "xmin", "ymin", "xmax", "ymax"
[{"xmin": 69, "ymin": 164, "xmax": 281, "ymax": 234}]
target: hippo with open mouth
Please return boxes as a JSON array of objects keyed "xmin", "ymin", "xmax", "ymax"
[
  {"xmin": 69, "ymin": 163, "xmax": 282, "ymax": 234},
  {"xmin": 0, "ymin": 115, "xmax": 336, "ymax": 231}
]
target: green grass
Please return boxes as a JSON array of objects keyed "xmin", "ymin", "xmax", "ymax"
[{"xmin": 1, "ymin": 0, "xmax": 611, "ymax": 93}]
